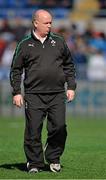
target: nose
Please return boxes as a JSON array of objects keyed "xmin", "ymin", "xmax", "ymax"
[{"xmin": 48, "ymin": 23, "xmax": 51, "ymax": 28}]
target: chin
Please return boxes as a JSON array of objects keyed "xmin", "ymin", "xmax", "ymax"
[{"xmin": 46, "ymin": 30, "xmax": 50, "ymax": 34}]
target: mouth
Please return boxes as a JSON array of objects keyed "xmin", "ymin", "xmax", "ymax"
[{"xmin": 46, "ymin": 30, "xmax": 50, "ymax": 34}]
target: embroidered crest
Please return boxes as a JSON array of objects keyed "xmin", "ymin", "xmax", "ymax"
[
  {"xmin": 28, "ymin": 43, "xmax": 35, "ymax": 47},
  {"xmin": 51, "ymin": 40, "xmax": 56, "ymax": 47}
]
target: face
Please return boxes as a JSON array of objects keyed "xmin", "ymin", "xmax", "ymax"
[{"xmin": 34, "ymin": 13, "xmax": 52, "ymax": 37}]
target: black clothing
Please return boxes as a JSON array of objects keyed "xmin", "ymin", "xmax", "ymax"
[
  {"xmin": 10, "ymin": 31, "xmax": 76, "ymax": 95},
  {"xmin": 10, "ymin": 30, "xmax": 76, "ymax": 169},
  {"xmin": 24, "ymin": 92, "xmax": 67, "ymax": 168}
]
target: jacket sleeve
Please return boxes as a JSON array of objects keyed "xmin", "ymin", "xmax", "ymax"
[
  {"xmin": 62, "ymin": 41, "xmax": 76, "ymax": 90},
  {"xmin": 10, "ymin": 42, "xmax": 24, "ymax": 96}
]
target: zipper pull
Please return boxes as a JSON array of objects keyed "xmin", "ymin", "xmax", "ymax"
[{"xmin": 43, "ymin": 44, "xmax": 45, "ymax": 48}]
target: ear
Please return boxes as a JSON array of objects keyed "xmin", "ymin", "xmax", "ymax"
[{"xmin": 33, "ymin": 20, "xmax": 37, "ymax": 28}]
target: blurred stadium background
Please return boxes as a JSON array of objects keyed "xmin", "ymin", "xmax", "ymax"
[{"xmin": 0, "ymin": 0, "xmax": 106, "ymax": 117}]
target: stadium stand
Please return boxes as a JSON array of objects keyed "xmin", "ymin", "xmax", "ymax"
[
  {"xmin": 0, "ymin": 0, "xmax": 106, "ymax": 79},
  {"xmin": 0, "ymin": 0, "xmax": 106, "ymax": 116}
]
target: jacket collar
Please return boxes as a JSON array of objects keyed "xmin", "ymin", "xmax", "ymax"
[{"xmin": 31, "ymin": 29, "xmax": 51, "ymax": 41}]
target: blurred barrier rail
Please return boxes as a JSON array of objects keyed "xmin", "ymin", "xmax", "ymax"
[
  {"xmin": 0, "ymin": 80, "xmax": 106, "ymax": 117},
  {"xmin": 67, "ymin": 80, "xmax": 106, "ymax": 117}
]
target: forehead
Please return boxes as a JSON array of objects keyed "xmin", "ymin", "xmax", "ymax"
[{"xmin": 40, "ymin": 16, "xmax": 52, "ymax": 23}]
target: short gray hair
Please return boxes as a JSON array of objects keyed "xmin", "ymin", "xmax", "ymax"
[{"xmin": 32, "ymin": 11, "xmax": 36, "ymax": 23}]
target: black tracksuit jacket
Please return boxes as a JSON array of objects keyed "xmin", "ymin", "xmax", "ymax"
[{"xmin": 10, "ymin": 31, "xmax": 76, "ymax": 95}]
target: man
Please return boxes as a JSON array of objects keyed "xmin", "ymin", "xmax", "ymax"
[{"xmin": 10, "ymin": 9, "xmax": 76, "ymax": 173}]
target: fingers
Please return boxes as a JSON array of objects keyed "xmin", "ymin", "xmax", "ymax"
[
  {"xmin": 66, "ymin": 90, "xmax": 75, "ymax": 102},
  {"xmin": 13, "ymin": 94, "xmax": 23, "ymax": 108},
  {"xmin": 67, "ymin": 93, "xmax": 74, "ymax": 101},
  {"xmin": 13, "ymin": 99, "xmax": 23, "ymax": 108},
  {"xmin": 13, "ymin": 99, "xmax": 22, "ymax": 107}
]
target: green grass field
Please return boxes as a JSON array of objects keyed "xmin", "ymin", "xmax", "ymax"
[{"xmin": 0, "ymin": 116, "xmax": 106, "ymax": 179}]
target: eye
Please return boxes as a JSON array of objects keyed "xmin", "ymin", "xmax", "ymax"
[{"xmin": 45, "ymin": 22, "xmax": 52, "ymax": 25}]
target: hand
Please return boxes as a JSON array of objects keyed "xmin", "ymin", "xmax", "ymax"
[
  {"xmin": 66, "ymin": 90, "xmax": 75, "ymax": 102},
  {"xmin": 13, "ymin": 94, "xmax": 23, "ymax": 108}
]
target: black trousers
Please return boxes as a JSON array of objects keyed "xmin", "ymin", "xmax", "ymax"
[{"xmin": 24, "ymin": 92, "xmax": 67, "ymax": 168}]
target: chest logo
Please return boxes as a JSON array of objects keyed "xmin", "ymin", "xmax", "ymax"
[
  {"xmin": 28, "ymin": 43, "xmax": 35, "ymax": 47},
  {"xmin": 51, "ymin": 40, "xmax": 56, "ymax": 47}
]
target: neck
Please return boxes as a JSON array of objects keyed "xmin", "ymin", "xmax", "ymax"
[{"xmin": 34, "ymin": 29, "xmax": 46, "ymax": 39}]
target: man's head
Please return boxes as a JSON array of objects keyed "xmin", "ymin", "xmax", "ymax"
[{"xmin": 32, "ymin": 9, "xmax": 52, "ymax": 37}]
